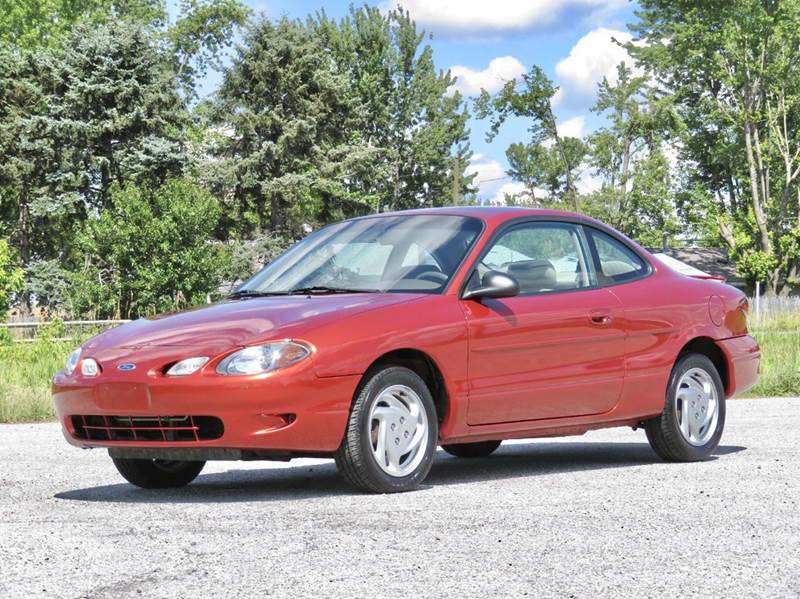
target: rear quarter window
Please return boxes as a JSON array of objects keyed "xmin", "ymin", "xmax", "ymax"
[{"xmin": 588, "ymin": 228, "xmax": 648, "ymax": 284}]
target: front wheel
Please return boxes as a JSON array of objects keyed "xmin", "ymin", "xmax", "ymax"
[
  {"xmin": 335, "ymin": 366, "xmax": 438, "ymax": 493},
  {"xmin": 645, "ymin": 353, "xmax": 726, "ymax": 462},
  {"xmin": 111, "ymin": 457, "xmax": 205, "ymax": 489}
]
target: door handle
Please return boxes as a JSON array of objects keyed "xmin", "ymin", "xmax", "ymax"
[{"xmin": 589, "ymin": 310, "xmax": 612, "ymax": 325}]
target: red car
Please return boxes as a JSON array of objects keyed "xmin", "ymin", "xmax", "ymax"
[{"xmin": 52, "ymin": 208, "xmax": 760, "ymax": 493}]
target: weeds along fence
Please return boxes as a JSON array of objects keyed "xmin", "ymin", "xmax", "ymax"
[
  {"xmin": 749, "ymin": 294, "xmax": 800, "ymax": 318},
  {"xmin": 0, "ymin": 320, "xmax": 130, "ymax": 343}
]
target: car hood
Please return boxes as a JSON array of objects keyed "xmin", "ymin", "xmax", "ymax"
[{"xmin": 84, "ymin": 294, "xmax": 425, "ymax": 356}]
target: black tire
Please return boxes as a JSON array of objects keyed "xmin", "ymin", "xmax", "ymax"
[
  {"xmin": 442, "ymin": 440, "xmax": 501, "ymax": 458},
  {"xmin": 335, "ymin": 366, "xmax": 438, "ymax": 493},
  {"xmin": 645, "ymin": 353, "xmax": 726, "ymax": 462},
  {"xmin": 111, "ymin": 457, "xmax": 205, "ymax": 489}
]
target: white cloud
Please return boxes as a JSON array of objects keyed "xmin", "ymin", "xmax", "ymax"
[
  {"xmin": 449, "ymin": 56, "xmax": 526, "ymax": 96},
  {"xmin": 554, "ymin": 27, "xmax": 636, "ymax": 103},
  {"xmin": 468, "ymin": 154, "xmax": 507, "ymax": 184},
  {"xmin": 556, "ymin": 115, "xmax": 586, "ymax": 139},
  {"xmin": 392, "ymin": 0, "xmax": 627, "ymax": 32},
  {"xmin": 576, "ymin": 170, "xmax": 602, "ymax": 195},
  {"xmin": 468, "ymin": 154, "xmax": 512, "ymax": 202},
  {"xmin": 487, "ymin": 182, "xmax": 528, "ymax": 205},
  {"xmin": 551, "ymin": 87, "xmax": 566, "ymax": 108}
]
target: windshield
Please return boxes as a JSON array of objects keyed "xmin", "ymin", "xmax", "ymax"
[{"xmin": 238, "ymin": 215, "xmax": 483, "ymax": 294}]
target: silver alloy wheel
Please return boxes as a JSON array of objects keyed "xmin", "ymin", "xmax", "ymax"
[
  {"xmin": 368, "ymin": 384, "xmax": 429, "ymax": 477},
  {"xmin": 674, "ymin": 367, "xmax": 719, "ymax": 446}
]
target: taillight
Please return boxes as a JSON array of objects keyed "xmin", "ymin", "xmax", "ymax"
[{"xmin": 737, "ymin": 297, "xmax": 749, "ymax": 334}]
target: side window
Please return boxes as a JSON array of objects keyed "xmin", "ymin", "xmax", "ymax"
[
  {"xmin": 588, "ymin": 229, "xmax": 648, "ymax": 283},
  {"xmin": 481, "ymin": 222, "xmax": 595, "ymax": 294}
]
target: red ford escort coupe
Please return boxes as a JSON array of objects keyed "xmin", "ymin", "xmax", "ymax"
[{"xmin": 52, "ymin": 208, "xmax": 760, "ymax": 493}]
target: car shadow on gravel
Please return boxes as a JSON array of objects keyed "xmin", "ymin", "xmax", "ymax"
[{"xmin": 54, "ymin": 441, "xmax": 745, "ymax": 503}]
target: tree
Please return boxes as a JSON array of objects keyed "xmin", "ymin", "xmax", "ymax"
[
  {"xmin": 70, "ymin": 180, "xmax": 227, "ymax": 319},
  {"xmin": 0, "ymin": 1, "xmax": 167, "ymax": 50},
  {"xmin": 311, "ymin": 6, "xmax": 475, "ymax": 211},
  {"xmin": 55, "ymin": 22, "xmax": 192, "ymax": 211},
  {"xmin": 211, "ymin": 17, "xmax": 377, "ymax": 237},
  {"xmin": 1, "ymin": 6, "xmax": 248, "ymax": 313},
  {"xmin": 0, "ymin": 47, "xmax": 77, "ymax": 293},
  {"xmin": 476, "ymin": 65, "xmax": 587, "ymax": 210},
  {"xmin": 0, "ymin": 239, "xmax": 24, "ymax": 316},
  {"xmin": 167, "ymin": 0, "xmax": 251, "ymax": 98},
  {"xmin": 630, "ymin": 0, "xmax": 800, "ymax": 292},
  {"xmin": 584, "ymin": 63, "xmax": 679, "ymax": 246},
  {"xmin": 0, "ymin": 22, "xmax": 193, "ymax": 313}
]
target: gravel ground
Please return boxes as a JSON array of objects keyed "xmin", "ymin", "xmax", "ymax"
[{"xmin": 1, "ymin": 397, "xmax": 798, "ymax": 599}]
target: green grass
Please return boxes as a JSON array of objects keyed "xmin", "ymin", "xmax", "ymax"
[
  {"xmin": 0, "ymin": 339, "xmax": 74, "ymax": 423},
  {"xmin": 742, "ymin": 311, "xmax": 800, "ymax": 397},
  {"xmin": 1, "ymin": 313, "xmax": 798, "ymax": 423}
]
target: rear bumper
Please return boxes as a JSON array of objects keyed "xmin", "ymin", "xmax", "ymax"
[
  {"xmin": 52, "ymin": 368, "xmax": 360, "ymax": 454},
  {"xmin": 718, "ymin": 335, "xmax": 760, "ymax": 397}
]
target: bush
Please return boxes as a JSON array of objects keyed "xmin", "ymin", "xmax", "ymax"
[{"xmin": 69, "ymin": 179, "xmax": 230, "ymax": 318}]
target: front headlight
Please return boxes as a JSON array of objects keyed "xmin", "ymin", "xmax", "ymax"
[
  {"xmin": 216, "ymin": 341, "xmax": 311, "ymax": 376},
  {"xmin": 81, "ymin": 358, "xmax": 99, "ymax": 377},
  {"xmin": 65, "ymin": 347, "xmax": 82, "ymax": 375},
  {"xmin": 166, "ymin": 357, "xmax": 209, "ymax": 376}
]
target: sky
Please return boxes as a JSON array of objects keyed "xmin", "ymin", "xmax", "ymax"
[{"xmin": 187, "ymin": 0, "xmax": 641, "ymax": 203}]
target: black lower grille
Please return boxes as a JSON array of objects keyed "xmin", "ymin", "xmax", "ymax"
[{"xmin": 71, "ymin": 415, "xmax": 224, "ymax": 442}]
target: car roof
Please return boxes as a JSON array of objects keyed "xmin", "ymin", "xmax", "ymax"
[{"xmin": 374, "ymin": 206, "xmax": 604, "ymax": 228}]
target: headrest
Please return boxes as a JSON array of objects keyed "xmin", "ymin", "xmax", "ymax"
[{"xmin": 507, "ymin": 260, "xmax": 556, "ymax": 291}]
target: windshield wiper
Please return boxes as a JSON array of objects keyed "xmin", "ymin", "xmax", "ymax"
[
  {"xmin": 228, "ymin": 289, "xmax": 290, "ymax": 299},
  {"xmin": 287, "ymin": 286, "xmax": 380, "ymax": 295}
]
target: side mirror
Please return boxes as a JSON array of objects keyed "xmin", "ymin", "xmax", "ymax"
[{"xmin": 461, "ymin": 270, "xmax": 520, "ymax": 301}]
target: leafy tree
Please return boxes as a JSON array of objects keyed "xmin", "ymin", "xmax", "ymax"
[
  {"xmin": 584, "ymin": 63, "xmax": 679, "ymax": 246},
  {"xmin": 167, "ymin": 0, "xmax": 251, "ymax": 98},
  {"xmin": 0, "ymin": 0, "xmax": 166, "ymax": 49},
  {"xmin": 0, "ymin": 239, "xmax": 24, "ymax": 315},
  {"xmin": 630, "ymin": 0, "xmax": 800, "ymax": 292},
  {"xmin": 476, "ymin": 65, "xmax": 587, "ymax": 210},
  {"xmin": 70, "ymin": 180, "xmax": 227, "ymax": 319}
]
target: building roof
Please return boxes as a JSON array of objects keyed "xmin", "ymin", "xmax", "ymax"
[{"xmin": 650, "ymin": 246, "xmax": 746, "ymax": 289}]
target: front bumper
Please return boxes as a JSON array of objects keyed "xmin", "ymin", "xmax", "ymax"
[
  {"xmin": 52, "ymin": 367, "xmax": 360, "ymax": 454},
  {"xmin": 718, "ymin": 334, "xmax": 761, "ymax": 396}
]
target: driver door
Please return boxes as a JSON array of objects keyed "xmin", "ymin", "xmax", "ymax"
[{"xmin": 463, "ymin": 221, "xmax": 626, "ymax": 425}]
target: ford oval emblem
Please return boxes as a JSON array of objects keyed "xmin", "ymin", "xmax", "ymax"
[{"xmin": 118, "ymin": 362, "xmax": 136, "ymax": 371}]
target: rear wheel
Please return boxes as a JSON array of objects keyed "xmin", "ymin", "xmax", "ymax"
[
  {"xmin": 111, "ymin": 457, "xmax": 205, "ymax": 489},
  {"xmin": 442, "ymin": 440, "xmax": 501, "ymax": 458},
  {"xmin": 645, "ymin": 353, "xmax": 726, "ymax": 462},
  {"xmin": 335, "ymin": 366, "xmax": 437, "ymax": 493}
]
